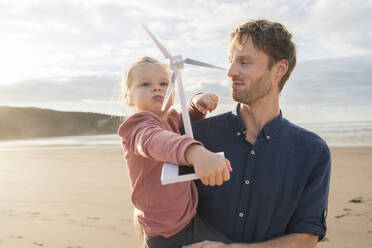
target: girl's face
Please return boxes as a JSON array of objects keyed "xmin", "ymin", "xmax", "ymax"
[{"xmin": 126, "ymin": 63, "xmax": 173, "ymax": 116}]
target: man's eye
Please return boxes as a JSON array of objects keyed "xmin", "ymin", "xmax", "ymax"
[{"xmin": 160, "ymin": 82, "xmax": 169, "ymax": 87}]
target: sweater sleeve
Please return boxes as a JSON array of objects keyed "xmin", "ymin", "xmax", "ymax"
[{"xmin": 118, "ymin": 111, "xmax": 202, "ymax": 165}]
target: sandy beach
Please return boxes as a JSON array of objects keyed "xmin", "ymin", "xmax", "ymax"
[{"xmin": 0, "ymin": 146, "xmax": 371, "ymax": 248}]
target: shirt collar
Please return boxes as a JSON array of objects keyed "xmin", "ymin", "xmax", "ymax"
[
  {"xmin": 232, "ymin": 103, "xmax": 239, "ymax": 116},
  {"xmin": 232, "ymin": 103, "xmax": 284, "ymax": 139},
  {"xmin": 261, "ymin": 110, "xmax": 283, "ymax": 139}
]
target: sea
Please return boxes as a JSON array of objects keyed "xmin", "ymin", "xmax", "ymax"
[{"xmin": 0, "ymin": 121, "xmax": 371, "ymax": 148}]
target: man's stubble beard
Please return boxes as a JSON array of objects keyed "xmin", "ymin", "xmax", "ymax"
[{"xmin": 230, "ymin": 72, "xmax": 273, "ymax": 105}]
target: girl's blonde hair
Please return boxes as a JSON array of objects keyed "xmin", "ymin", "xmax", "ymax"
[
  {"xmin": 122, "ymin": 56, "xmax": 170, "ymax": 93},
  {"xmin": 133, "ymin": 211, "xmax": 147, "ymax": 248}
]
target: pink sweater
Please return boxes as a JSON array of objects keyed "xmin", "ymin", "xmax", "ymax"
[{"xmin": 118, "ymin": 108, "xmax": 203, "ymax": 238}]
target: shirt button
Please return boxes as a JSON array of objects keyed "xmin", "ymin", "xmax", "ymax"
[
  {"xmin": 236, "ymin": 132, "xmax": 241, "ymax": 136},
  {"xmin": 239, "ymin": 212, "xmax": 244, "ymax": 217},
  {"xmin": 245, "ymin": 180, "xmax": 250, "ymax": 185},
  {"xmin": 266, "ymin": 135, "xmax": 271, "ymax": 140},
  {"xmin": 250, "ymin": 150, "xmax": 255, "ymax": 156}
]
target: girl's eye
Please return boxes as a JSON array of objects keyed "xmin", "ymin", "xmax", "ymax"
[
  {"xmin": 160, "ymin": 82, "xmax": 169, "ymax": 87},
  {"xmin": 141, "ymin": 82, "xmax": 150, "ymax": 87}
]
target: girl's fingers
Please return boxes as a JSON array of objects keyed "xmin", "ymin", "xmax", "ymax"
[
  {"xmin": 195, "ymin": 93, "xmax": 218, "ymax": 113},
  {"xmin": 208, "ymin": 176, "xmax": 215, "ymax": 186},
  {"xmin": 209, "ymin": 94, "xmax": 218, "ymax": 110},
  {"xmin": 225, "ymin": 158, "xmax": 232, "ymax": 172},
  {"xmin": 198, "ymin": 102, "xmax": 208, "ymax": 112},
  {"xmin": 222, "ymin": 166, "xmax": 230, "ymax": 182},
  {"xmin": 200, "ymin": 177, "xmax": 208, "ymax": 186},
  {"xmin": 215, "ymin": 172, "xmax": 223, "ymax": 186}
]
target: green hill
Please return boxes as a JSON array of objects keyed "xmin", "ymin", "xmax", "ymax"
[{"xmin": 0, "ymin": 106, "xmax": 124, "ymax": 141}]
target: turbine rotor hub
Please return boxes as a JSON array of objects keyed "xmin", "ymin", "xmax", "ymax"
[{"xmin": 169, "ymin": 55, "xmax": 184, "ymax": 70}]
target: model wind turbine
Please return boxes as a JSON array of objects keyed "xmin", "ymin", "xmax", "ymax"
[{"xmin": 142, "ymin": 24, "xmax": 225, "ymax": 185}]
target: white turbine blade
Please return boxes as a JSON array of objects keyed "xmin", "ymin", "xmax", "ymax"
[
  {"xmin": 161, "ymin": 70, "xmax": 177, "ymax": 111},
  {"xmin": 176, "ymin": 73, "xmax": 194, "ymax": 138},
  {"xmin": 142, "ymin": 24, "xmax": 172, "ymax": 59},
  {"xmin": 184, "ymin": 58, "xmax": 225, "ymax": 70}
]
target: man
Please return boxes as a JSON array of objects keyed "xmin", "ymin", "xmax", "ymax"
[{"xmin": 184, "ymin": 19, "xmax": 331, "ymax": 248}]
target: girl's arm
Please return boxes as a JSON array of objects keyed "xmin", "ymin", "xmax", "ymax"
[
  {"xmin": 119, "ymin": 111, "xmax": 201, "ymax": 165},
  {"xmin": 119, "ymin": 111, "xmax": 232, "ymax": 186}
]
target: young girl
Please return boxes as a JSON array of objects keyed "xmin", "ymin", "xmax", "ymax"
[{"xmin": 118, "ymin": 57, "xmax": 231, "ymax": 248}]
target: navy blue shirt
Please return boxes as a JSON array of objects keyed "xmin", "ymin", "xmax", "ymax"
[{"xmin": 192, "ymin": 105, "xmax": 331, "ymax": 243}]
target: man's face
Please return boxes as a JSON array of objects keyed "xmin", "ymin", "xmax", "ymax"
[{"xmin": 227, "ymin": 36, "xmax": 274, "ymax": 105}]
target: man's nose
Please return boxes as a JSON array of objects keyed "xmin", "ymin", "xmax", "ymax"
[{"xmin": 227, "ymin": 62, "xmax": 237, "ymax": 78}]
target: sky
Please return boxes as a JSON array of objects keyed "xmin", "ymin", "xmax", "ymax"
[{"xmin": 0, "ymin": 0, "xmax": 371, "ymax": 123}]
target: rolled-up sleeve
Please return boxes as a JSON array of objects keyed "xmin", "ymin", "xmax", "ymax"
[{"xmin": 286, "ymin": 144, "xmax": 331, "ymax": 241}]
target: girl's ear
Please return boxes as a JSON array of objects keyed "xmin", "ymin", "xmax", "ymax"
[{"xmin": 125, "ymin": 92, "xmax": 134, "ymax": 106}]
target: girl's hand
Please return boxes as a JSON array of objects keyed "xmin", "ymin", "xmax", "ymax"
[
  {"xmin": 192, "ymin": 93, "xmax": 218, "ymax": 115},
  {"xmin": 185, "ymin": 144, "xmax": 232, "ymax": 186}
]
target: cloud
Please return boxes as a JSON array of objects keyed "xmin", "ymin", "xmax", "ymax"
[
  {"xmin": 1, "ymin": 20, "xmax": 80, "ymax": 33},
  {"xmin": 292, "ymin": 0, "xmax": 372, "ymax": 59},
  {"xmin": 0, "ymin": 0, "xmax": 371, "ymax": 122},
  {"xmin": 283, "ymin": 55, "xmax": 372, "ymax": 106},
  {"xmin": 0, "ymin": 75, "xmax": 120, "ymax": 103}
]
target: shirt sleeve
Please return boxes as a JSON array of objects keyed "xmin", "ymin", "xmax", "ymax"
[
  {"xmin": 286, "ymin": 143, "xmax": 331, "ymax": 241},
  {"xmin": 118, "ymin": 111, "xmax": 202, "ymax": 165}
]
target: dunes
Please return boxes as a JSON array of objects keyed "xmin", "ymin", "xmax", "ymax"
[{"xmin": 0, "ymin": 106, "xmax": 123, "ymax": 141}]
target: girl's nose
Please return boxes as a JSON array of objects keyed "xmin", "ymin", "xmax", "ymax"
[{"xmin": 152, "ymin": 86, "xmax": 162, "ymax": 92}]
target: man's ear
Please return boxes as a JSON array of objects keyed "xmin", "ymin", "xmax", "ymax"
[
  {"xmin": 275, "ymin": 59, "xmax": 289, "ymax": 78},
  {"xmin": 124, "ymin": 92, "xmax": 133, "ymax": 106}
]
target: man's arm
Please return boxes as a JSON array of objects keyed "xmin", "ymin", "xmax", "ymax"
[
  {"xmin": 183, "ymin": 233, "xmax": 317, "ymax": 248},
  {"xmin": 231, "ymin": 233, "xmax": 317, "ymax": 248}
]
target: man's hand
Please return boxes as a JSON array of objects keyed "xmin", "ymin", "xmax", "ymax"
[
  {"xmin": 192, "ymin": 93, "xmax": 218, "ymax": 115},
  {"xmin": 185, "ymin": 144, "xmax": 232, "ymax": 186},
  {"xmin": 183, "ymin": 240, "xmax": 229, "ymax": 248}
]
